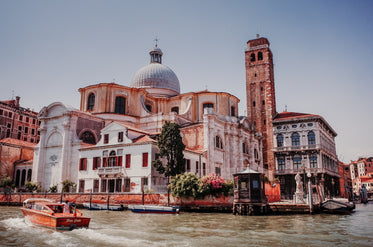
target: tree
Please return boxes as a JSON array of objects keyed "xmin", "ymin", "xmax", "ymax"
[{"xmin": 153, "ymin": 121, "xmax": 186, "ymax": 178}]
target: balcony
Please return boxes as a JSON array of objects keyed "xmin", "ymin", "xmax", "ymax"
[
  {"xmin": 275, "ymin": 167, "xmax": 339, "ymax": 176},
  {"xmin": 274, "ymin": 144, "xmax": 319, "ymax": 153},
  {"xmin": 97, "ymin": 166, "xmax": 124, "ymax": 177}
]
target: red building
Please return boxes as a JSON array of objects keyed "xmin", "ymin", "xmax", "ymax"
[{"xmin": 0, "ymin": 96, "xmax": 40, "ymax": 143}]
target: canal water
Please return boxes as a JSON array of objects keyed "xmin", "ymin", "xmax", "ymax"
[{"xmin": 1, "ymin": 203, "xmax": 372, "ymax": 247}]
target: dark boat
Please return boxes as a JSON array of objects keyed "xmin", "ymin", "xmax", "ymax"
[
  {"xmin": 128, "ymin": 205, "xmax": 180, "ymax": 214},
  {"xmin": 82, "ymin": 202, "xmax": 125, "ymax": 211},
  {"xmin": 320, "ymin": 199, "xmax": 355, "ymax": 214}
]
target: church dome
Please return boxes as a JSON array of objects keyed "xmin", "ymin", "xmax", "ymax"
[{"xmin": 131, "ymin": 46, "xmax": 180, "ymax": 97}]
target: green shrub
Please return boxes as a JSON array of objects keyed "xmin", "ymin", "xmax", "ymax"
[
  {"xmin": 0, "ymin": 175, "xmax": 14, "ymax": 188},
  {"xmin": 25, "ymin": 181, "xmax": 39, "ymax": 192},
  {"xmin": 169, "ymin": 173, "xmax": 201, "ymax": 198},
  {"xmin": 48, "ymin": 184, "xmax": 57, "ymax": 193}
]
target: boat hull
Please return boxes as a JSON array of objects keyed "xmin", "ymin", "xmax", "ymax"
[
  {"xmin": 21, "ymin": 208, "xmax": 90, "ymax": 230},
  {"xmin": 320, "ymin": 200, "xmax": 355, "ymax": 214},
  {"xmin": 83, "ymin": 202, "xmax": 125, "ymax": 211},
  {"xmin": 128, "ymin": 205, "xmax": 179, "ymax": 214}
]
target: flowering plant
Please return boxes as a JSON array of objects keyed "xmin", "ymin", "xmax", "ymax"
[{"xmin": 200, "ymin": 173, "xmax": 232, "ymax": 197}]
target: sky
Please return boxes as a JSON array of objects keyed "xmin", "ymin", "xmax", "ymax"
[{"xmin": 0, "ymin": 0, "xmax": 372, "ymax": 163}]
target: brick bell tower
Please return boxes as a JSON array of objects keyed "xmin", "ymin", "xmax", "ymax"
[{"xmin": 245, "ymin": 35, "xmax": 276, "ymax": 180}]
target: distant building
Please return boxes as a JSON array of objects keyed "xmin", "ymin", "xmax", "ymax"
[
  {"xmin": 338, "ymin": 161, "xmax": 352, "ymax": 200},
  {"xmin": 272, "ymin": 111, "xmax": 339, "ymax": 199},
  {"xmin": 349, "ymin": 157, "xmax": 373, "ymax": 194},
  {"xmin": 0, "ymin": 138, "xmax": 35, "ymax": 189},
  {"xmin": 0, "ymin": 96, "xmax": 40, "ymax": 190},
  {"xmin": 0, "ymin": 96, "xmax": 40, "ymax": 143}
]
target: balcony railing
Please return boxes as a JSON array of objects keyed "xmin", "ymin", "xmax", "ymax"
[
  {"xmin": 275, "ymin": 167, "xmax": 339, "ymax": 176},
  {"xmin": 97, "ymin": 166, "xmax": 123, "ymax": 176},
  {"xmin": 274, "ymin": 144, "xmax": 319, "ymax": 152}
]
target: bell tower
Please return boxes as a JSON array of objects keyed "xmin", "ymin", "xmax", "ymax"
[{"xmin": 245, "ymin": 36, "xmax": 276, "ymax": 179}]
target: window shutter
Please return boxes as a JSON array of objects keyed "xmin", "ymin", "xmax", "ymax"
[{"xmin": 118, "ymin": 156, "xmax": 123, "ymax": 166}]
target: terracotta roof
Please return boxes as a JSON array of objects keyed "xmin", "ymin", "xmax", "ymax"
[
  {"xmin": 273, "ymin": 111, "xmax": 319, "ymax": 120},
  {"xmin": 0, "ymin": 138, "xmax": 37, "ymax": 148},
  {"xmin": 132, "ymin": 135, "xmax": 156, "ymax": 143}
]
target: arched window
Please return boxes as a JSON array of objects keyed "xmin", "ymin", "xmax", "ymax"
[
  {"xmin": 308, "ymin": 131, "xmax": 316, "ymax": 145},
  {"xmin": 146, "ymin": 104, "xmax": 152, "ymax": 112},
  {"xmin": 254, "ymin": 148, "xmax": 259, "ymax": 160},
  {"xmin": 242, "ymin": 142, "xmax": 248, "ymax": 154},
  {"xmin": 80, "ymin": 131, "xmax": 96, "ymax": 144},
  {"xmin": 310, "ymin": 154, "xmax": 317, "ymax": 168},
  {"xmin": 171, "ymin": 107, "xmax": 179, "ymax": 114},
  {"xmin": 215, "ymin": 136, "xmax": 223, "ymax": 149},
  {"xmin": 293, "ymin": 155, "xmax": 302, "ymax": 170},
  {"xmin": 87, "ymin": 93, "xmax": 95, "ymax": 111},
  {"xmin": 277, "ymin": 134, "xmax": 284, "ymax": 147},
  {"xmin": 250, "ymin": 53, "xmax": 256, "ymax": 62},
  {"xmin": 291, "ymin": 132, "xmax": 300, "ymax": 146},
  {"xmin": 115, "ymin": 96, "xmax": 126, "ymax": 114},
  {"xmin": 109, "ymin": 151, "xmax": 117, "ymax": 167},
  {"xmin": 21, "ymin": 169, "xmax": 26, "ymax": 187},
  {"xmin": 203, "ymin": 103, "xmax": 214, "ymax": 109},
  {"xmin": 27, "ymin": 169, "xmax": 32, "ymax": 182},
  {"xmin": 278, "ymin": 156, "xmax": 285, "ymax": 171},
  {"xmin": 15, "ymin": 170, "xmax": 20, "ymax": 187},
  {"xmin": 258, "ymin": 52, "xmax": 263, "ymax": 61}
]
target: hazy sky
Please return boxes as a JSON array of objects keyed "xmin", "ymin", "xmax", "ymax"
[{"xmin": 0, "ymin": 0, "xmax": 372, "ymax": 163}]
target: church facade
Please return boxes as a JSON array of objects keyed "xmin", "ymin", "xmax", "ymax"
[{"xmin": 32, "ymin": 44, "xmax": 262, "ymax": 193}]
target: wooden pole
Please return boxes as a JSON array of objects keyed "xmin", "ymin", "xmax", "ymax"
[
  {"xmin": 107, "ymin": 189, "xmax": 110, "ymax": 210},
  {"xmin": 90, "ymin": 189, "xmax": 92, "ymax": 209}
]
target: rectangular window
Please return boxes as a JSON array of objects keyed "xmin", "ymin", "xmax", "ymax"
[
  {"xmin": 215, "ymin": 167, "xmax": 221, "ymax": 176},
  {"xmin": 79, "ymin": 158, "xmax": 87, "ymax": 171},
  {"xmin": 19, "ymin": 115, "xmax": 23, "ymax": 121},
  {"xmin": 24, "ymin": 127, "xmax": 28, "ymax": 134},
  {"xmin": 18, "ymin": 126, "xmax": 22, "ymax": 131},
  {"xmin": 93, "ymin": 179, "xmax": 99, "ymax": 192},
  {"xmin": 0, "ymin": 110, "xmax": 3, "ymax": 115},
  {"xmin": 125, "ymin": 154, "xmax": 131, "ymax": 168},
  {"xmin": 142, "ymin": 153, "xmax": 148, "ymax": 167},
  {"xmin": 101, "ymin": 179, "xmax": 107, "ymax": 192},
  {"xmin": 79, "ymin": 180, "xmax": 85, "ymax": 193},
  {"xmin": 93, "ymin": 157, "xmax": 101, "ymax": 170},
  {"xmin": 103, "ymin": 157, "xmax": 108, "ymax": 167},
  {"xmin": 203, "ymin": 163, "xmax": 206, "ymax": 176},
  {"xmin": 8, "ymin": 112, "xmax": 12, "ymax": 118},
  {"xmin": 124, "ymin": 178, "xmax": 130, "ymax": 192},
  {"xmin": 118, "ymin": 132, "xmax": 124, "ymax": 142},
  {"xmin": 32, "ymin": 118, "xmax": 36, "ymax": 125},
  {"xmin": 141, "ymin": 177, "xmax": 148, "ymax": 191},
  {"xmin": 115, "ymin": 179, "xmax": 122, "ymax": 192},
  {"xmin": 104, "ymin": 134, "xmax": 109, "ymax": 144},
  {"xmin": 195, "ymin": 161, "xmax": 199, "ymax": 175},
  {"xmin": 185, "ymin": 159, "xmax": 191, "ymax": 173},
  {"xmin": 31, "ymin": 129, "xmax": 35, "ymax": 135},
  {"xmin": 26, "ymin": 117, "xmax": 29, "ymax": 123}
]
